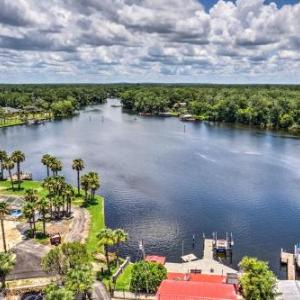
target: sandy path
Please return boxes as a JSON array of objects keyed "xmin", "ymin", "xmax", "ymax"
[
  {"xmin": 0, "ymin": 220, "xmax": 22, "ymax": 252},
  {"xmin": 64, "ymin": 207, "xmax": 90, "ymax": 243}
]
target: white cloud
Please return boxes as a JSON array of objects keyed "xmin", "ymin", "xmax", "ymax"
[{"xmin": 0, "ymin": 0, "xmax": 299, "ymax": 83}]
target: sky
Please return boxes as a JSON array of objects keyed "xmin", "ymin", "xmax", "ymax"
[{"xmin": 0, "ymin": 0, "xmax": 299, "ymax": 84}]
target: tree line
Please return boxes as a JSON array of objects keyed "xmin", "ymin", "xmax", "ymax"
[{"xmin": 119, "ymin": 85, "xmax": 300, "ymax": 131}]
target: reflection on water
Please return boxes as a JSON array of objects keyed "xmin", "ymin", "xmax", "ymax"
[{"xmin": 1, "ymin": 99, "xmax": 300, "ymax": 278}]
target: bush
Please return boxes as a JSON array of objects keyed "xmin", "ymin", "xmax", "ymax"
[
  {"xmin": 239, "ymin": 256, "xmax": 277, "ymax": 300},
  {"xmin": 130, "ymin": 261, "xmax": 167, "ymax": 294}
]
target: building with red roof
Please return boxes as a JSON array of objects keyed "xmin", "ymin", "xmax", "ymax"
[
  {"xmin": 156, "ymin": 273, "xmax": 237, "ymax": 300},
  {"xmin": 145, "ymin": 255, "xmax": 166, "ymax": 265}
]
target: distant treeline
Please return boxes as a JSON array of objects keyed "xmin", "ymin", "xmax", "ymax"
[
  {"xmin": 0, "ymin": 84, "xmax": 118, "ymax": 118},
  {"xmin": 119, "ymin": 85, "xmax": 300, "ymax": 131},
  {"xmin": 1, "ymin": 84, "xmax": 300, "ymax": 131}
]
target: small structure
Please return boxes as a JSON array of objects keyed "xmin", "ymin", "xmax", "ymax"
[
  {"xmin": 145, "ymin": 255, "xmax": 166, "ymax": 265},
  {"xmin": 50, "ymin": 233, "xmax": 61, "ymax": 246},
  {"xmin": 165, "ymin": 238, "xmax": 237, "ymax": 275},
  {"xmin": 212, "ymin": 232, "xmax": 234, "ymax": 258},
  {"xmin": 280, "ymin": 249, "xmax": 296, "ymax": 280},
  {"xmin": 181, "ymin": 254, "xmax": 197, "ymax": 262},
  {"xmin": 12, "ymin": 172, "xmax": 32, "ymax": 182},
  {"xmin": 180, "ymin": 114, "xmax": 195, "ymax": 121}
]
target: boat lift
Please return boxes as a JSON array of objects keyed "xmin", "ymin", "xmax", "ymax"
[{"xmin": 203, "ymin": 232, "xmax": 234, "ymax": 261}]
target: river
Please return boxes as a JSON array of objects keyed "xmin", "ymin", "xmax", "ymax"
[{"xmin": 1, "ymin": 99, "xmax": 300, "ymax": 278}]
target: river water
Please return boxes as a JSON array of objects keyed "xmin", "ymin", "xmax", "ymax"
[{"xmin": 1, "ymin": 99, "xmax": 300, "ymax": 278}]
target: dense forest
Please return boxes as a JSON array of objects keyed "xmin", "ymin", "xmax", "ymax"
[
  {"xmin": 0, "ymin": 84, "xmax": 300, "ymax": 132},
  {"xmin": 119, "ymin": 85, "xmax": 300, "ymax": 131},
  {"xmin": 0, "ymin": 84, "xmax": 116, "ymax": 119}
]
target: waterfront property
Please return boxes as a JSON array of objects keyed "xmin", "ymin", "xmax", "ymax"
[
  {"xmin": 156, "ymin": 274, "xmax": 238, "ymax": 300},
  {"xmin": 165, "ymin": 239, "xmax": 237, "ymax": 276},
  {"xmin": 1, "ymin": 99, "xmax": 300, "ymax": 278}
]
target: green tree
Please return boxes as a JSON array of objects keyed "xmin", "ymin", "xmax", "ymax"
[
  {"xmin": 96, "ymin": 228, "xmax": 116, "ymax": 273},
  {"xmin": 0, "ymin": 252, "xmax": 15, "ymax": 289},
  {"xmin": 0, "ymin": 150, "xmax": 7, "ymax": 180},
  {"xmin": 72, "ymin": 158, "xmax": 85, "ymax": 195},
  {"xmin": 37, "ymin": 197, "xmax": 49, "ymax": 236},
  {"xmin": 88, "ymin": 172, "xmax": 100, "ymax": 200},
  {"xmin": 130, "ymin": 261, "xmax": 167, "ymax": 294},
  {"xmin": 65, "ymin": 265, "xmax": 93, "ymax": 297},
  {"xmin": 114, "ymin": 229, "xmax": 128, "ymax": 264},
  {"xmin": 80, "ymin": 174, "xmax": 90, "ymax": 202},
  {"xmin": 23, "ymin": 201, "xmax": 36, "ymax": 237},
  {"xmin": 3, "ymin": 158, "xmax": 15, "ymax": 191},
  {"xmin": 0, "ymin": 202, "xmax": 9, "ymax": 252},
  {"xmin": 239, "ymin": 256, "xmax": 277, "ymax": 300},
  {"xmin": 51, "ymin": 100, "xmax": 75, "ymax": 119},
  {"xmin": 49, "ymin": 157, "xmax": 63, "ymax": 176},
  {"xmin": 62, "ymin": 183, "xmax": 74, "ymax": 216},
  {"xmin": 41, "ymin": 154, "xmax": 52, "ymax": 178},
  {"xmin": 11, "ymin": 150, "xmax": 25, "ymax": 190},
  {"xmin": 44, "ymin": 285, "xmax": 74, "ymax": 300},
  {"xmin": 42, "ymin": 242, "xmax": 90, "ymax": 276}
]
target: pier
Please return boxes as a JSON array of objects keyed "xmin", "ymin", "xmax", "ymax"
[
  {"xmin": 203, "ymin": 239, "xmax": 214, "ymax": 260},
  {"xmin": 280, "ymin": 249, "xmax": 296, "ymax": 280},
  {"xmin": 165, "ymin": 236, "xmax": 237, "ymax": 276}
]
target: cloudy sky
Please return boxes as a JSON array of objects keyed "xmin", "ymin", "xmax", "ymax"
[{"xmin": 0, "ymin": 0, "xmax": 299, "ymax": 84}]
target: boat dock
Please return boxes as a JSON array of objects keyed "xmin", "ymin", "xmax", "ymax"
[
  {"xmin": 165, "ymin": 237, "xmax": 237, "ymax": 276},
  {"xmin": 203, "ymin": 239, "xmax": 214, "ymax": 260},
  {"xmin": 280, "ymin": 249, "xmax": 296, "ymax": 280}
]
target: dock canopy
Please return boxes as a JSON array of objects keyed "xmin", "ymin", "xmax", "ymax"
[
  {"xmin": 145, "ymin": 255, "xmax": 166, "ymax": 265},
  {"xmin": 181, "ymin": 253, "xmax": 197, "ymax": 262}
]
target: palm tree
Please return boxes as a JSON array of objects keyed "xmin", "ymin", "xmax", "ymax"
[
  {"xmin": 0, "ymin": 150, "xmax": 7, "ymax": 180},
  {"xmin": 3, "ymin": 159, "xmax": 15, "ymax": 191},
  {"xmin": 0, "ymin": 252, "xmax": 15, "ymax": 289},
  {"xmin": 23, "ymin": 201, "xmax": 36, "ymax": 237},
  {"xmin": 63, "ymin": 184, "xmax": 74, "ymax": 216},
  {"xmin": 80, "ymin": 174, "xmax": 90, "ymax": 203},
  {"xmin": 114, "ymin": 229, "xmax": 128, "ymax": 264},
  {"xmin": 49, "ymin": 157, "xmax": 62, "ymax": 176},
  {"xmin": 65, "ymin": 265, "xmax": 93, "ymax": 298},
  {"xmin": 24, "ymin": 189, "xmax": 39, "ymax": 203},
  {"xmin": 53, "ymin": 196, "xmax": 64, "ymax": 219},
  {"xmin": 0, "ymin": 202, "xmax": 9, "ymax": 252},
  {"xmin": 37, "ymin": 197, "xmax": 49, "ymax": 236},
  {"xmin": 41, "ymin": 154, "xmax": 52, "ymax": 178},
  {"xmin": 11, "ymin": 150, "xmax": 25, "ymax": 190},
  {"xmin": 72, "ymin": 158, "xmax": 85, "ymax": 195},
  {"xmin": 96, "ymin": 228, "xmax": 116, "ymax": 273},
  {"xmin": 88, "ymin": 172, "xmax": 100, "ymax": 200}
]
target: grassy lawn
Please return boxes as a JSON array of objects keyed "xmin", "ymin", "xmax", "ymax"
[
  {"xmin": 0, "ymin": 179, "xmax": 105, "ymax": 251},
  {"xmin": 84, "ymin": 195, "xmax": 105, "ymax": 253},
  {"xmin": 0, "ymin": 112, "xmax": 52, "ymax": 128},
  {"xmin": 115, "ymin": 263, "xmax": 133, "ymax": 291}
]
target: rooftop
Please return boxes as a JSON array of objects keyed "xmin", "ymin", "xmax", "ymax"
[
  {"xmin": 145, "ymin": 255, "xmax": 166, "ymax": 265},
  {"xmin": 156, "ymin": 279, "xmax": 237, "ymax": 300}
]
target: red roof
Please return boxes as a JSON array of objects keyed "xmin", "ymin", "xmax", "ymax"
[
  {"xmin": 156, "ymin": 280, "xmax": 237, "ymax": 300},
  {"xmin": 145, "ymin": 255, "xmax": 166, "ymax": 265},
  {"xmin": 167, "ymin": 273, "xmax": 226, "ymax": 283}
]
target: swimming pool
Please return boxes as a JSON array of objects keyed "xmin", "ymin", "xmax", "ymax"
[{"xmin": 9, "ymin": 209, "xmax": 22, "ymax": 218}]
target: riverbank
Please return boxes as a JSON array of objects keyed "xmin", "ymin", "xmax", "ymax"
[
  {"xmin": 0, "ymin": 113, "xmax": 52, "ymax": 129},
  {"xmin": 0, "ymin": 180, "xmax": 105, "ymax": 253}
]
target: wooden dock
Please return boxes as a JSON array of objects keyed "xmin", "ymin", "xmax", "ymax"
[
  {"xmin": 281, "ymin": 250, "xmax": 296, "ymax": 280},
  {"xmin": 203, "ymin": 239, "xmax": 214, "ymax": 260}
]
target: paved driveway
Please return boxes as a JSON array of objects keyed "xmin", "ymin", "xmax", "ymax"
[{"xmin": 8, "ymin": 240, "xmax": 51, "ymax": 280}]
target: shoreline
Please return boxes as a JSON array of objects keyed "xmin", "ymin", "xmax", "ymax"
[{"xmin": 0, "ymin": 179, "xmax": 105, "ymax": 253}]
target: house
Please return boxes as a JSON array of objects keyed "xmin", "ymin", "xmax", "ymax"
[{"xmin": 156, "ymin": 273, "xmax": 238, "ymax": 300}]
